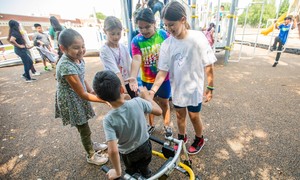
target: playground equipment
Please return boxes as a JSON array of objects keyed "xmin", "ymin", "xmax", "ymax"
[
  {"xmin": 101, "ymin": 135, "xmax": 200, "ymax": 180},
  {"xmin": 261, "ymin": 12, "xmax": 287, "ymax": 36},
  {"xmin": 266, "ymin": 0, "xmax": 300, "ymax": 53},
  {"xmin": 226, "ymin": 1, "xmax": 266, "ymax": 62}
]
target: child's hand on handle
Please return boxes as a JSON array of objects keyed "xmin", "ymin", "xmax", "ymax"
[
  {"xmin": 106, "ymin": 169, "xmax": 121, "ymax": 180},
  {"xmin": 125, "ymin": 77, "xmax": 138, "ymax": 92}
]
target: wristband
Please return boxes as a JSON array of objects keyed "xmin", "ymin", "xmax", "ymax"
[
  {"xmin": 207, "ymin": 86, "xmax": 214, "ymax": 90},
  {"xmin": 150, "ymin": 89, "xmax": 156, "ymax": 94}
]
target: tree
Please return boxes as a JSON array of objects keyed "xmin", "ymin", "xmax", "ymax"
[
  {"xmin": 278, "ymin": 0, "xmax": 289, "ymax": 17},
  {"xmin": 90, "ymin": 12, "xmax": 107, "ymax": 20},
  {"xmin": 96, "ymin": 12, "xmax": 107, "ymax": 20},
  {"xmin": 237, "ymin": 0, "xmax": 277, "ymax": 27}
]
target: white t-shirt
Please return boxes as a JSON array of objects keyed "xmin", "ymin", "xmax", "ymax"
[
  {"xmin": 158, "ymin": 30, "xmax": 217, "ymax": 107},
  {"xmin": 100, "ymin": 43, "xmax": 132, "ymax": 82}
]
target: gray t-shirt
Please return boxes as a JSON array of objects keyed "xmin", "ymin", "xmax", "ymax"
[
  {"xmin": 103, "ymin": 97, "xmax": 152, "ymax": 154},
  {"xmin": 32, "ymin": 32, "xmax": 51, "ymax": 46}
]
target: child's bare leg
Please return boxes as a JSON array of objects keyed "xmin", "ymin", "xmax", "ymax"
[
  {"xmin": 148, "ymin": 114, "xmax": 155, "ymax": 126},
  {"xmin": 175, "ymin": 108, "xmax": 187, "ymax": 135},
  {"xmin": 43, "ymin": 59, "xmax": 47, "ymax": 67},
  {"xmin": 156, "ymin": 97, "xmax": 170, "ymax": 126},
  {"xmin": 188, "ymin": 111, "xmax": 203, "ymax": 137}
]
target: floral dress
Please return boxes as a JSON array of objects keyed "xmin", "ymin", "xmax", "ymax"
[{"xmin": 55, "ymin": 54, "xmax": 95, "ymax": 126}]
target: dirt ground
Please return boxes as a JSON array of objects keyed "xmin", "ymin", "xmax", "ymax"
[{"xmin": 0, "ymin": 46, "xmax": 299, "ymax": 180}]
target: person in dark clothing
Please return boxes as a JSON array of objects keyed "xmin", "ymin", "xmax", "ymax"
[{"xmin": 7, "ymin": 20, "xmax": 40, "ymax": 82}]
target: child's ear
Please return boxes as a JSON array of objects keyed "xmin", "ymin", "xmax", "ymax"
[
  {"xmin": 59, "ymin": 44, "xmax": 66, "ymax": 52},
  {"xmin": 120, "ymin": 86, "xmax": 125, "ymax": 93}
]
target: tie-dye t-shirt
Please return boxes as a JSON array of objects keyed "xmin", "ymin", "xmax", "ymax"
[{"xmin": 131, "ymin": 29, "xmax": 169, "ymax": 83}]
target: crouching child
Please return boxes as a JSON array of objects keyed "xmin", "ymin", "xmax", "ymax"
[{"xmin": 93, "ymin": 70, "xmax": 162, "ymax": 179}]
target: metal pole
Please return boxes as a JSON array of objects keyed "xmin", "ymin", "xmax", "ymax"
[
  {"xmin": 122, "ymin": 0, "xmax": 133, "ymax": 53},
  {"xmin": 268, "ymin": 0, "xmax": 282, "ymax": 51},
  {"xmin": 191, "ymin": 0, "xmax": 197, "ymax": 30},
  {"xmin": 252, "ymin": 2, "xmax": 265, "ymax": 55},
  {"xmin": 213, "ymin": 0, "xmax": 221, "ymax": 53},
  {"xmin": 237, "ymin": 4, "xmax": 250, "ymax": 62},
  {"xmin": 224, "ymin": 0, "xmax": 237, "ymax": 64}
]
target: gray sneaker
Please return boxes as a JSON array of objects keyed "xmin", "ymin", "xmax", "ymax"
[
  {"xmin": 164, "ymin": 126, "xmax": 173, "ymax": 137},
  {"xmin": 86, "ymin": 153, "xmax": 108, "ymax": 165},
  {"xmin": 92, "ymin": 142, "xmax": 108, "ymax": 152},
  {"xmin": 147, "ymin": 125, "xmax": 155, "ymax": 135}
]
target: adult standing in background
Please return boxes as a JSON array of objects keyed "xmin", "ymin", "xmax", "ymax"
[
  {"xmin": 146, "ymin": 0, "xmax": 165, "ymax": 29},
  {"xmin": 49, "ymin": 16, "xmax": 65, "ymax": 58},
  {"xmin": 7, "ymin": 20, "xmax": 40, "ymax": 83}
]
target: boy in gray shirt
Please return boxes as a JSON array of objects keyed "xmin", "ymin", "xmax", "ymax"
[{"xmin": 93, "ymin": 70, "xmax": 162, "ymax": 179}]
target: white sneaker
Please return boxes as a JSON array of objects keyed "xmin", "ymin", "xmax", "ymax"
[
  {"xmin": 86, "ymin": 153, "xmax": 108, "ymax": 165},
  {"xmin": 32, "ymin": 72, "xmax": 41, "ymax": 76},
  {"xmin": 93, "ymin": 142, "xmax": 108, "ymax": 152}
]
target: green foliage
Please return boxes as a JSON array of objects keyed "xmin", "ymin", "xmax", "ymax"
[
  {"xmin": 279, "ymin": 0, "xmax": 289, "ymax": 16},
  {"xmin": 221, "ymin": 3, "xmax": 231, "ymax": 11},
  {"xmin": 96, "ymin": 12, "xmax": 107, "ymax": 20},
  {"xmin": 237, "ymin": 0, "xmax": 280, "ymax": 27}
]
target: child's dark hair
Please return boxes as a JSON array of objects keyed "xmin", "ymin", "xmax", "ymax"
[
  {"xmin": 50, "ymin": 16, "xmax": 63, "ymax": 32},
  {"xmin": 135, "ymin": 8, "xmax": 156, "ymax": 24},
  {"xmin": 34, "ymin": 23, "xmax": 41, "ymax": 28},
  {"xmin": 161, "ymin": 1, "xmax": 190, "ymax": 29},
  {"xmin": 7, "ymin": 20, "xmax": 22, "ymax": 42},
  {"xmin": 93, "ymin": 70, "xmax": 121, "ymax": 102},
  {"xmin": 58, "ymin": 29, "xmax": 83, "ymax": 49},
  {"xmin": 284, "ymin": 16, "xmax": 292, "ymax": 20},
  {"xmin": 103, "ymin": 16, "xmax": 122, "ymax": 32},
  {"xmin": 207, "ymin": 23, "xmax": 215, "ymax": 32}
]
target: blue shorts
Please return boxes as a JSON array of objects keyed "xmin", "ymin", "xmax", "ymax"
[
  {"xmin": 173, "ymin": 103, "xmax": 202, "ymax": 113},
  {"xmin": 142, "ymin": 80, "xmax": 171, "ymax": 99}
]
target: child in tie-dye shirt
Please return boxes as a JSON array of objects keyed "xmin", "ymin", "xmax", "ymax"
[{"xmin": 128, "ymin": 8, "xmax": 172, "ymax": 137}]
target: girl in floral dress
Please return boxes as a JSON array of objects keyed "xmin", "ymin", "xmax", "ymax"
[{"xmin": 55, "ymin": 29, "xmax": 108, "ymax": 165}]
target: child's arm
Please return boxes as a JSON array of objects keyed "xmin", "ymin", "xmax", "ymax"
[
  {"xmin": 204, "ymin": 64, "xmax": 214, "ymax": 103},
  {"xmin": 292, "ymin": 18, "xmax": 296, "ymax": 29},
  {"xmin": 149, "ymin": 70, "xmax": 168, "ymax": 99},
  {"xmin": 9, "ymin": 36, "xmax": 26, "ymax": 48},
  {"xmin": 65, "ymin": 75, "xmax": 108, "ymax": 103},
  {"xmin": 139, "ymin": 86, "xmax": 162, "ymax": 116},
  {"xmin": 84, "ymin": 80, "xmax": 95, "ymax": 94},
  {"xmin": 106, "ymin": 140, "xmax": 122, "ymax": 179},
  {"xmin": 127, "ymin": 55, "xmax": 142, "ymax": 92}
]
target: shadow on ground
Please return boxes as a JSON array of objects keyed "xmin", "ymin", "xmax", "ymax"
[{"xmin": 0, "ymin": 46, "xmax": 299, "ymax": 179}]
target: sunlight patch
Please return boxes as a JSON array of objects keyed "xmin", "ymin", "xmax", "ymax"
[
  {"xmin": 215, "ymin": 149, "xmax": 229, "ymax": 160},
  {"xmin": 253, "ymin": 130, "xmax": 267, "ymax": 139}
]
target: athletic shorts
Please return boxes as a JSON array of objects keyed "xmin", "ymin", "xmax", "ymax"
[
  {"xmin": 142, "ymin": 80, "xmax": 171, "ymax": 99},
  {"xmin": 173, "ymin": 103, "xmax": 202, "ymax": 113}
]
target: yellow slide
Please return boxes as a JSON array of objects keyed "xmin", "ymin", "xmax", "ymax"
[{"xmin": 261, "ymin": 12, "xmax": 287, "ymax": 36}]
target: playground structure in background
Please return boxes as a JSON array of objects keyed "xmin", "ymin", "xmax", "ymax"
[
  {"xmin": 261, "ymin": 12, "xmax": 287, "ymax": 36},
  {"xmin": 261, "ymin": 0, "xmax": 300, "ymax": 36},
  {"xmin": 1, "ymin": 0, "xmax": 299, "ymax": 67}
]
